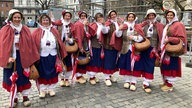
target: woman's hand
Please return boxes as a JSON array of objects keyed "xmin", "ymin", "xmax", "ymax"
[
  {"xmin": 101, "ymin": 18, "xmax": 105, "ymax": 25},
  {"xmin": 128, "ymin": 35, "xmax": 134, "ymax": 40},
  {"xmin": 80, "ymin": 48, "xmax": 84, "ymax": 53},
  {"xmin": 8, "ymin": 57, "xmax": 15, "ymax": 63},
  {"xmin": 164, "ymin": 38, "xmax": 169, "ymax": 44},
  {"xmin": 119, "ymin": 25, "xmax": 124, "ymax": 30},
  {"xmin": 83, "ymin": 20, "xmax": 89, "ymax": 26}
]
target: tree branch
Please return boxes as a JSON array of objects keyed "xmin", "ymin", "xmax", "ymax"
[
  {"xmin": 36, "ymin": 0, "xmax": 43, "ymax": 5},
  {"xmin": 179, "ymin": 0, "xmax": 186, "ymax": 3},
  {"xmin": 47, "ymin": 0, "xmax": 51, "ymax": 6},
  {"xmin": 144, "ymin": 0, "xmax": 163, "ymax": 9},
  {"xmin": 174, "ymin": 0, "xmax": 185, "ymax": 11}
]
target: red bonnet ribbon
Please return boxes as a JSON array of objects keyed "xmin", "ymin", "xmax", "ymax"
[
  {"xmin": 131, "ymin": 45, "xmax": 140, "ymax": 71},
  {"xmin": 160, "ymin": 45, "xmax": 166, "ymax": 64},
  {"xmin": 163, "ymin": 54, "xmax": 170, "ymax": 65},
  {"xmin": 72, "ymin": 57, "xmax": 78, "ymax": 83},
  {"xmin": 109, "ymin": 31, "xmax": 116, "ymax": 46},
  {"xmin": 10, "ymin": 71, "xmax": 18, "ymax": 108},
  {"xmin": 55, "ymin": 56, "xmax": 63, "ymax": 73},
  {"xmin": 88, "ymin": 37, "xmax": 93, "ymax": 56},
  {"xmin": 150, "ymin": 48, "xmax": 159, "ymax": 59},
  {"xmin": 23, "ymin": 68, "xmax": 30, "ymax": 77},
  {"xmin": 85, "ymin": 27, "xmax": 92, "ymax": 56}
]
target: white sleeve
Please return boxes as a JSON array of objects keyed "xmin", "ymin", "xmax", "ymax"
[
  {"xmin": 133, "ymin": 35, "xmax": 143, "ymax": 42},
  {"xmin": 101, "ymin": 26, "xmax": 110, "ymax": 34},
  {"xmin": 115, "ymin": 29, "xmax": 123, "ymax": 37},
  {"xmin": 52, "ymin": 25, "xmax": 57, "ymax": 29}
]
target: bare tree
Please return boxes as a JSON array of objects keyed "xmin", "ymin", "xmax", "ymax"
[
  {"xmin": 144, "ymin": 0, "xmax": 189, "ymax": 21},
  {"xmin": 174, "ymin": 0, "xmax": 186, "ymax": 20},
  {"xmin": 35, "ymin": 0, "xmax": 52, "ymax": 10},
  {"xmin": 145, "ymin": 0, "xmax": 163, "ymax": 10}
]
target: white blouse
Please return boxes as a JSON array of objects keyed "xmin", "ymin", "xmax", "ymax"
[
  {"xmin": 40, "ymin": 28, "xmax": 57, "ymax": 57},
  {"xmin": 10, "ymin": 22, "xmax": 22, "ymax": 59}
]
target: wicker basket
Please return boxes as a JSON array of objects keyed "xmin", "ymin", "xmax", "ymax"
[
  {"xmin": 134, "ymin": 37, "xmax": 150, "ymax": 52},
  {"xmin": 77, "ymin": 52, "xmax": 90, "ymax": 65},
  {"xmin": 165, "ymin": 39, "xmax": 184, "ymax": 55},
  {"xmin": 65, "ymin": 39, "xmax": 78, "ymax": 53}
]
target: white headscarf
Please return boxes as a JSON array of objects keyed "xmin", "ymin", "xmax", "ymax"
[
  {"xmin": 10, "ymin": 21, "xmax": 22, "ymax": 33},
  {"xmin": 146, "ymin": 11, "xmax": 157, "ymax": 37},
  {"xmin": 110, "ymin": 18, "xmax": 119, "ymax": 32},
  {"xmin": 160, "ymin": 9, "xmax": 179, "ymax": 63},
  {"xmin": 95, "ymin": 22, "xmax": 103, "ymax": 39},
  {"xmin": 61, "ymin": 19, "xmax": 70, "ymax": 41},
  {"xmin": 124, "ymin": 16, "xmax": 137, "ymax": 36},
  {"xmin": 161, "ymin": 9, "xmax": 178, "ymax": 49},
  {"xmin": 10, "ymin": 21, "xmax": 23, "ymax": 59}
]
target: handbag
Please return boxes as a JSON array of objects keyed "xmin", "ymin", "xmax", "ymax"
[
  {"xmin": 165, "ymin": 38, "xmax": 184, "ymax": 56},
  {"xmin": 65, "ymin": 38, "xmax": 78, "ymax": 53},
  {"xmin": 133, "ymin": 37, "xmax": 150, "ymax": 52},
  {"xmin": 29, "ymin": 64, "xmax": 39, "ymax": 80},
  {"xmin": 77, "ymin": 51, "xmax": 90, "ymax": 65}
]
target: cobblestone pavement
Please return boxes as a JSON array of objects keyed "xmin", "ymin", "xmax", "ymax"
[{"xmin": 0, "ymin": 55, "xmax": 192, "ymax": 108}]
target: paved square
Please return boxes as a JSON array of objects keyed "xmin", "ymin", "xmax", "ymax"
[{"xmin": 0, "ymin": 55, "xmax": 192, "ymax": 108}]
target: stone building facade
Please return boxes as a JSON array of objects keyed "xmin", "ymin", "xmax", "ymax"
[
  {"xmin": 0, "ymin": 0, "xmax": 14, "ymax": 18},
  {"xmin": 14, "ymin": 0, "xmax": 41, "ymax": 24},
  {"xmin": 0, "ymin": 0, "xmax": 14, "ymax": 27}
]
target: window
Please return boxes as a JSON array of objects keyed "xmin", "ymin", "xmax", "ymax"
[
  {"xmin": 36, "ymin": 10, "xmax": 39, "ymax": 14},
  {"xmin": 19, "ymin": 0, "xmax": 22, "ymax": 5},
  {"xmin": 27, "ymin": 10, "xmax": 31, "ymax": 13},
  {"xmin": 27, "ymin": 0, "xmax": 31, "ymax": 6},
  {"xmin": 10, "ymin": 4, "xmax": 13, "ymax": 8},
  {"xmin": 1, "ymin": 3, "xmax": 4, "ymax": 7},
  {"xmin": 1, "ymin": 11, "xmax": 4, "ymax": 16},
  {"xmin": 6, "ymin": 3, "xmax": 8, "ymax": 7},
  {"xmin": 6, "ymin": 11, "xmax": 9, "ymax": 16}
]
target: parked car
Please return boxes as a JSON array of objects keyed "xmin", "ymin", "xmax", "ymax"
[{"xmin": 27, "ymin": 20, "xmax": 37, "ymax": 27}]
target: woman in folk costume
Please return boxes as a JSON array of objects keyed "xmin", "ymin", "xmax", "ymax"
[
  {"xmin": 73, "ymin": 11, "xmax": 96, "ymax": 84},
  {"xmin": 32, "ymin": 14, "xmax": 67, "ymax": 98},
  {"xmin": 0, "ymin": 9, "xmax": 39, "ymax": 107},
  {"xmin": 160, "ymin": 9, "xmax": 186, "ymax": 92},
  {"xmin": 99, "ymin": 10, "xmax": 123, "ymax": 86},
  {"xmin": 139, "ymin": 9, "xmax": 164, "ymax": 93},
  {"xmin": 52, "ymin": 10, "xmax": 75, "ymax": 87},
  {"xmin": 87, "ymin": 13, "xmax": 109, "ymax": 85},
  {"xmin": 118, "ymin": 12, "xmax": 145, "ymax": 91}
]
